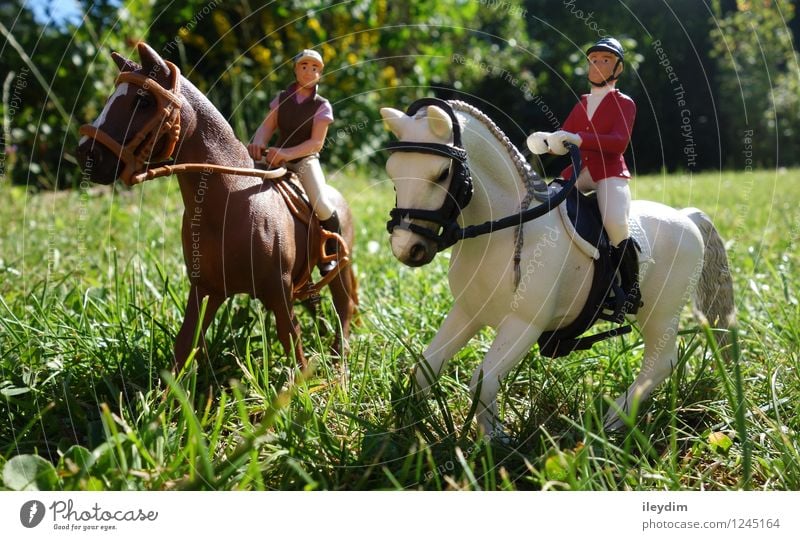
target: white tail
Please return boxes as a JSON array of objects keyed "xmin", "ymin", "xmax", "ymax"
[{"xmin": 682, "ymin": 208, "xmax": 737, "ymax": 348}]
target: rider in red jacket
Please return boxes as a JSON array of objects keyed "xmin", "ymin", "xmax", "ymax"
[{"xmin": 528, "ymin": 37, "xmax": 640, "ymax": 316}]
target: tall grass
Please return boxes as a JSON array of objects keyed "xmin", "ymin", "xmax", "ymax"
[{"xmin": 0, "ymin": 168, "xmax": 798, "ymax": 490}]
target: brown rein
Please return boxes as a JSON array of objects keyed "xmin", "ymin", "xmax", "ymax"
[{"xmin": 78, "ymin": 61, "xmax": 287, "ymax": 185}]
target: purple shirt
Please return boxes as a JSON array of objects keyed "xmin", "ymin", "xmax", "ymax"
[{"xmin": 270, "ymin": 87, "xmax": 334, "ymax": 125}]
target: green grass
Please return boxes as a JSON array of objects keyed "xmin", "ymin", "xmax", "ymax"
[{"xmin": 1, "ymin": 168, "xmax": 798, "ymax": 490}]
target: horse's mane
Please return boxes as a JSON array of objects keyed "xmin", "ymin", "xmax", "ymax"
[
  {"xmin": 447, "ymin": 100, "xmax": 550, "ymax": 287},
  {"xmin": 448, "ymin": 100, "xmax": 549, "ymax": 201}
]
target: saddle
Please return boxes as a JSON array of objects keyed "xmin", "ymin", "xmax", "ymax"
[
  {"xmin": 536, "ymin": 179, "xmax": 641, "ymax": 358},
  {"xmin": 268, "ymin": 173, "xmax": 351, "ymax": 301}
]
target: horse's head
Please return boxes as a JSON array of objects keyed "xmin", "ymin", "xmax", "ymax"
[
  {"xmin": 381, "ymin": 102, "xmax": 471, "ymax": 266},
  {"xmin": 77, "ymin": 43, "xmax": 183, "ymax": 185}
]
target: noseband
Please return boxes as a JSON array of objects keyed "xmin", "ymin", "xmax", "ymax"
[
  {"xmin": 79, "ymin": 62, "xmax": 183, "ymax": 186},
  {"xmin": 384, "ymin": 98, "xmax": 474, "ymax": 251}
]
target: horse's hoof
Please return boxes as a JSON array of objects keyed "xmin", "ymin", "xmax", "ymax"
[
  {"xmin": 603, "ymin": 414, "xmax": 627, "ymax": 433},
  {"xmin": 481, "ymin": 427, "xmax": 513, "ymax": 446}
]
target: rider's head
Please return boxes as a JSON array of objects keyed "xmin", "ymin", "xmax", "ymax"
[
  {"xmin": 293, "ymin": 49, "xmax": 324, "ymax": 89},
  {"xmin": 586, "ymin": 37, "xmax": 624, "ymax": 88}
]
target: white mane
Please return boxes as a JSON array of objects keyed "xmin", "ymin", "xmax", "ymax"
[
  {"xmin": 448, "ymin": 100, "xmax": 549, "ymax": 201},
  {"xmin": 448, "ymin": 100, "xmax": 550, "ymax": 285}
]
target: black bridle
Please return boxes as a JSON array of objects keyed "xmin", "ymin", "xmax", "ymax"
[
  {"xmin": 384, "ymin": 98, "xmax": 474, "ymax": 250},
  {"xmin": 384, "ymin": 98, "xmax": 581, "ymax": 251}
]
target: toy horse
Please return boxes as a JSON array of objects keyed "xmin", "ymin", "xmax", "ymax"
[{"xmin": 77, "ymin": 43, "xmax": 357, "ymax": 369}]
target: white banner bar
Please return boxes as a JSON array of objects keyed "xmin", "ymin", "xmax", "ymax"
[{"xmin": 1, "ymin": 491, "xmax": 797, "ymax": 539}]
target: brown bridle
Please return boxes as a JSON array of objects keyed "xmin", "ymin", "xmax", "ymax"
[{"xmin": 79, "ymin": 60, "xmax": 286, "ymax": 185}]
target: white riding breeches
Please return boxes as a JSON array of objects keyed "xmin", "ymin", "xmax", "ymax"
[
  {"xmin": 286, "ymin": 155, "xmax": 335, "ymax": 220},
  {"xmin": 575, "ymin": 168, "xmax": 630, "ymax": 247}
]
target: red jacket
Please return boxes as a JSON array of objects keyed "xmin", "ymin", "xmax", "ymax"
[{"xmin": 560, "ymin": 89, "xmax": 636, "ymax": 181}]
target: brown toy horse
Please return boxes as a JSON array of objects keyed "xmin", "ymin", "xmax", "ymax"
[{"xmin": 76, "ymin": 43, "xmax": 357, "ymax": 369}]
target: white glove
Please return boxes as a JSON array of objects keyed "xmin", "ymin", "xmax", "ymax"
[
  {"xmin": 546, "ymin": 130, "xmax": 582, "ymax": 155},
  {"xmin": 526, "ymin": 131, "xmax": 551, "ymax": 155}
]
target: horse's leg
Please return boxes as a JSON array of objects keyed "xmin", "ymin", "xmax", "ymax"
[
  {"xmin": 328, "ymin": 264, "xmax": 357, "ymax": 357},
  {"xmin": 604, "ymin": 308, "xmax": 682, "ymax": 431},
  {"xmin": 174, "ymin": 285, "xmax": 225, "ymax": 370},
  {"xmin": 271, "ymin": 294, "xmax": 306, "ymax": 368},
  {"xmin": 414, "ymin": 304, "xmax": 482, "ymax": 393},
  {"xmin": 470, "ymin": 316, "xmax": 541, "ymax": 439},
  {"xmin": 604, "ymin": 253, "xmax": 702, "ymax": 430}
]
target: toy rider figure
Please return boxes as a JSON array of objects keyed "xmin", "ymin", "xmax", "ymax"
[
  {"xmin": 528, "ymin": 37, "xmax": 641, "ymax": 319},
  {"xmin": 248, "ymin": 49, "xmax": 340, "ymax": 274}
]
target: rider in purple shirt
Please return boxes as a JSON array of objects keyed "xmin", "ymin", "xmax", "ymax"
[{"xmin": 248, "ymin": 49, "xmax": 340, "ymax": 274}]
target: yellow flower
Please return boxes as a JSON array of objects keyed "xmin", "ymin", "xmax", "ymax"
[
  {"xmin": 252, "ymin": 44, "xmax": 272, "ymax": 66},
  {"xmin": 381, "ymin": 66, "xmax": 398, "ymax": 87}
]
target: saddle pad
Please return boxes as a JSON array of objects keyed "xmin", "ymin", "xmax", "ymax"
[{"xmin": 553, "ymin": 182, "xmax": 652, "ymax": 264}]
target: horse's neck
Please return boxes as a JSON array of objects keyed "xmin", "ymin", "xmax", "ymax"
[
  {"xmin": 175, "ymin": 78, "xmax": 262, "ymax": 205},
  {"xmin": 459, "ymin": 113, "xmax": 527, "ymax": 225}
]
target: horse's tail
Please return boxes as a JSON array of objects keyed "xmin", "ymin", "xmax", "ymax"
[{"xmin": 681, "ymin": 208, "xmax": 737, "ymax": 349}]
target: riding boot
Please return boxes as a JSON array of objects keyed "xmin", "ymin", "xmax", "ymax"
[
  {"xmin": 318, "ymin": 211, "xmax": 341, "ymax": 276},
  {"xmin": 610, "ymin": 237, "xmax": 642, "ymax": 321}
]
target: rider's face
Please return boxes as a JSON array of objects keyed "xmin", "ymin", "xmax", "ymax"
[
  {"xmin": 588, "ymin": 51, "xmax": 621, "ymax": 85},
  {"xmin": 294, "ymin": 60, "xmax": 323, "ymax": 89}
]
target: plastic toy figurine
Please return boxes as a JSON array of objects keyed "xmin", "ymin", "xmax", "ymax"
[
  {"xmin": 248, "ymin": 49, "xmax": 340, "ymax": 274},
  {"xmin": 527, "ymin": 36, "xmax": 640, "ymax": 315}
]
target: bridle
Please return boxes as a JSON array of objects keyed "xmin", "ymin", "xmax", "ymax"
[
  {"xmin": 79, "ymin": 62, "xmax": 184, "ymax": 186},
  {"xmin": 384, "ymin": 98, "xmax": 473, "ymax": 250},
  {"xmin": 384, "ymin": 98, "xmax": 581, "ymax": 251},
  {"xmin": 79, "ymin": 61, "xmax": 286, "ymax": 185}
]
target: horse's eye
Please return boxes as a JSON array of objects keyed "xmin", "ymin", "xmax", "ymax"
[{"xmin": 436, "ymin": 168, "xmax": 450, "ymax": 183}]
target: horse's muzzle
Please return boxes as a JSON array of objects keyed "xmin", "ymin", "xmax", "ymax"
[
  {"xmin": 76, "ymin": 137, "xmax": 120, "ymax": 185},
  {"xmin": 390, "ymin": 229, "xmax": 437, "ymax": 267}
]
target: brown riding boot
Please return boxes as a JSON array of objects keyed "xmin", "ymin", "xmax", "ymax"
[{"xmin": 319, "ymin": 211, "xmax": 340, "ymax": 276}]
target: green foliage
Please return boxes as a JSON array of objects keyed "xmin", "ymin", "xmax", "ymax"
[
  {"xmin": 3, "ymin": 454, "xmax": 59, "ymax": 490},
  {"xmin": 4, "ymin": 0, "xmax": 799, "ymax": 191},
  {"xmin": 710, "ymin": 0, "xmax": 800, "ymax": 168}
]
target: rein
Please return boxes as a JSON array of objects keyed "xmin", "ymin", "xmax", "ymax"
[
  {"xmin": 385, "ymin": 98, "xmax": 581, "ymax": 250},
  {"xmin": 79, "ymin": 61, "xmax": 286, "ymax": 185}
]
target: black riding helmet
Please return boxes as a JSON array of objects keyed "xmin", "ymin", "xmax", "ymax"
[{"xmin": 587, "ymin": 37, "xmax": 624, "ymax": 87}]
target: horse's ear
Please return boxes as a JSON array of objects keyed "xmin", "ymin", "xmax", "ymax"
[
  {"xmin": 427, "ymin": 106, "xmax": 453, "ymax": 141},
  {"xmin": 111, "ymin": 51, "xmax": 140, "ymax": 72},
  {"xmin": 380, "ymin": 107, "xmax": 407, "ymax": 138},
  {"xmin": 137, "ymin": 42, "xmax": 171, "ymax": 83}
]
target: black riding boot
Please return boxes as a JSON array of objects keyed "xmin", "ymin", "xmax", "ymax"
[
  {"xmin": 319, "ymin": 211, "xmax": 341, "ymax": 276},
  {"xmin": 610, "ymin": 237, "xmax": 642, "ymax": 321}
]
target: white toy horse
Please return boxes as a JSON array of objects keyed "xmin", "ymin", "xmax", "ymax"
[{"xmin": 380, "ymin": 98, "xmax": 735, "ymax": 437}]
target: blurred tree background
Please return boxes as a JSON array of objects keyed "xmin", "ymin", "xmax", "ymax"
[{"xmin": 1, "ymin": 0, "xmax": 798, "ymax": 189}]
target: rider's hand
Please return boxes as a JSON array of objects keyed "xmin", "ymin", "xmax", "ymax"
[
  {"xmin": 546, "ymin": 131, "xmax": 582, "ymax": 155},
  {"xmin": 265, "ymin": 147, "xmax": 286, "ymax": 168},
  {"xmin": 526, "ymin": 131, "xmax": 551, "ymax": 155},
  {"xmin": 247, "ymin": 143, "xmax": 265, "ymax": 161}
]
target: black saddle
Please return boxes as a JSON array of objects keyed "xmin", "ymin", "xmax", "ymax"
[{"xmin": 536, "ymin": 179, "xmax": 640, "ymax": 359}]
